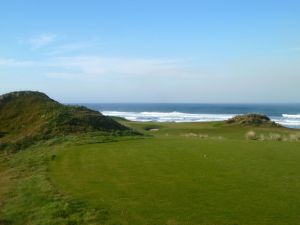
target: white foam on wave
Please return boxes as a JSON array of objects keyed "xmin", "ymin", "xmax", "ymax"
[
  {"xmin": 274, "ymin": 115, "xmax": 300, "ymax": 128},
  {"xmin": 274, "ymin": 119, "xmax": 300, "ymax": 124},
  {"xmin": 102, "ymin": 111, "xmax": 236, "ymax": 123},
  {"xmin": 102, "ymin": 111, "xmax": 300, "ymax": 128},
  {"xmin": 282, "ymin": 114, "xmax": 300, "ymax": 119}
]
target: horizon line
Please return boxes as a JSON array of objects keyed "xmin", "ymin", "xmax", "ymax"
[{"xmin": 65, "ymin": 102, "xmax": 300, "ymax": 105}]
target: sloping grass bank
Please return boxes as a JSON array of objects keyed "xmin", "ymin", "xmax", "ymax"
[{"xmin": 0, "ymin": 134, "xmax": 143, "ymax": 225}]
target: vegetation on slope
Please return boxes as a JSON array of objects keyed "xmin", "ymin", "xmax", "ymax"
[
  {"xmin": 0, "ymin": 91, "xmax": 134, "ymax": 150},
  {"xmin": 0, "ymin": 119, "xmax": 299, "ymax": 225},
  {"xmin": 1, "ymin": 93, "xmax": 300, "ymax": 225},
  {"xmin": 226, "ymin": 114, "xmax": 281, "ymax": 127},
  {"xmin": 0, "ymin": 135, "xmax": 138, "ymax": 225}
]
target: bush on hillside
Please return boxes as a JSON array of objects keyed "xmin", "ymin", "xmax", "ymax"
[
  {"xmin": 227, "ymin": 114, "xmax": 280, "ymax": 127},
  {"xmin": 245, "ymin": 131, "xmax": 258, "ymax": 140}
]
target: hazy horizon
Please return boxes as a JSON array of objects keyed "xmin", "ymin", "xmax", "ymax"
[{"xmin": 66, "ymin": 101, "xmax": 300, "ymax": 104}]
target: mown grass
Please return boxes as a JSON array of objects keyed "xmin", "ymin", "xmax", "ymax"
[
  {"xmin": 48, "ymin": 122, "xmax": 300, "ymax": 225},
  {"xmin": 1, "ymin": 120, "xmax": 300, "ymax": 225}
]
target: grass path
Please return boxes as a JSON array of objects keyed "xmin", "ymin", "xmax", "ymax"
[
  {"xmin": 1, "ymin": 121, "xmax": 300, "ymax": 224},
  {"xmin": 50, "ymin": 134, "xmax": 300, "ymax": 225}
]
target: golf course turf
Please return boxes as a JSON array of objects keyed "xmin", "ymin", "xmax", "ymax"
[{"xmin": 48, "ymin": 121, "xmax": 300, "ymax": 225}]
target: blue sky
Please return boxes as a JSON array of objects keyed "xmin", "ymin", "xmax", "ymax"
[{"xmin": 1, "ymin": 0, "xmax": 300, "ymax": 103}]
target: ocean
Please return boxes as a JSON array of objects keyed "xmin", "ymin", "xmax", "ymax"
[{"xmin": 79, "ymin": 103, "xmax": 300, "ymax": 129}]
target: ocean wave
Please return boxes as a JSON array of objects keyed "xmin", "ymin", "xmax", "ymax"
[
  {"xmin": 273, "ymin": 118, "xmax": 300, "ymax": 128},
  {"xmin": 101, "ymin": 111, "xmax": 300, "ymax": 128},
  {"xmin": 282, "ymin": 114, "xmax": 300, "ymax": 119},
  {"xmin": 274, "ymin": 119, "xmax": 300, "ymax": 125},
  {"xmin": 102, "ymin": 111, "xmax": 236, "ymax": 123}
]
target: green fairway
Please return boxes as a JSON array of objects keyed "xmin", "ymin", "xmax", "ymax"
[{"xmin": 49, "ymin": 122, "xmax": 300, "ymax": 225}]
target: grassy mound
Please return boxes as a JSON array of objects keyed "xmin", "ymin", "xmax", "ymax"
[
  {"xmin": 226, "ymin": 114, "xmax": 281, "ymax": 127},
  {"xmin": 0, "ymin": 91, "xmax": 133, "ymax": 150}
]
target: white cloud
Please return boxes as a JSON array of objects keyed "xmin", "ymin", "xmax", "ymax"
[
  {"xmin": 48, "ymin": 41, "xmax": 97, "ymax": 55},
  {"xmin": 46, "ymin": 72, "xmax": 83, "ymax": 79},
  {"xmin": 288, "ymin": 47, "xmax": 300, "ymax": 52},
  {"xmin": 0, "ymin": 58, "xmax": 36, "ymax": 67},
  {"xmin": 0, "ymin": 54, "xmax": 196, "ymax": 78},
  {"xmin": 29, "ymin": 33, "xmax": 57, "ymax": 49},
  {"xmin": 52, "ymin": 56, "xmax": 192, "ymax": 77}
]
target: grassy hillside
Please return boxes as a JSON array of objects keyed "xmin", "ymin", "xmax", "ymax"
[
  {"xmin": 48, "ymin": 121, "xmax": 300, "ymax": 225},
  {"xmin": 1, "ymin": 99, "xmax": 300, "ymax": 224},
  {"xmin": 226, "ymin": 114, "xmax": 282, "ymax": 127},
  {"xmin": 0, "ymin": 91, "xmax": 132, "ymax": 150}
]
